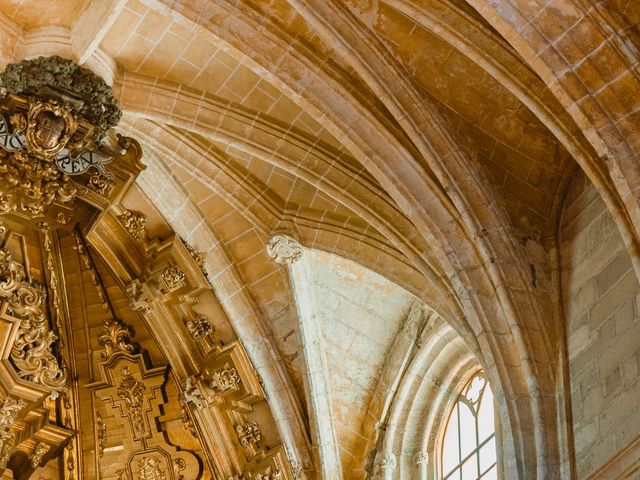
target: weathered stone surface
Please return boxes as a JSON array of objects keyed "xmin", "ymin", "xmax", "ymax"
[{"xmin": 562, "ymin": 171, "xmax": 640, "ymax": 478}]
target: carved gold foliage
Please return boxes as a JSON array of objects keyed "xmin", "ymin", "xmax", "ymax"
[
  {"xmin": 0, "ymin": 398, "xmax": 25, "ymax": 430},
  {"xmin": 173, "ymin": 458, "xmax": 186, "ymax": 480},
  {"xmin": 118, "ymin": 209, "xmax": 147, "ymax": 241},
  {"xmin": 71, "ymin": 229, "xmax": 109, "ymax": 311},
  {"xmin": 160, "ymin": 263, "xmax": 185, "ymax": 292},
  {"xmin": 179, "ymin": 402, "xmax": 197, "ymax": 438},
  {"xmin": 186, "ymin": 315, "xmax": 213, "ymax": 340},
  {"xmin": 88, "ymin": 173, "xmax": 111, "ymax": 195},
  {"xmin": 0, "ymin": 247, "xmax": 23, "ymax": 293},
  {"xmin": 137, "ymin": 456, "xmax": 166, "ymax": 480},
  {"xmin": 99, "ymin": 319, "xmax": 136, "ymax": 359},
  {"xmin": 117, "ymin": 366, "xmax": 146, "ymax": 435},
  {"xmin": 0, "ymin": 149, "xmax": 77, "ymax": 217},
  {"xmin": 30, "ymin": 442, "xmax": 48, "ymax": 468},
  {"xmin": 56, "ymin": 211, "xmax": 72, "ymax": 225},
  {"xmin": 96, "ymin": 412, "xmax": 106, "ymax": 458},
  {"xmin": 236, "ymin": 421, "xmax": 261, "ymax": 448},
  {"xmin": 0, "ymin": 430, "xmax": 15, "ymax": 468},
  {"xmin": 208, "ymin": 365, "xmax": 241, "ymax": 393},
  {"xmin": 9, "ymin": 281, "xmax": 66, "ymax": 391},
  {"xmin": 0, "ymin": 245, "xmax": 66, "ymax": 392},
  {"xmin": 0, "ymin": 96, "xmax": 83, "ymax": 217}
]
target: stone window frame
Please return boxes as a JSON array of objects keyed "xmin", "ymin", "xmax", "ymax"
[{"xmin": 439, "ymin": 371, "xmax": 497, "ymax": 480}]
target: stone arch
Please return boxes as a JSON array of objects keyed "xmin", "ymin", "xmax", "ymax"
[
  {"xmin": 368, "ymin": 310, "xmax": 486, "ymax": 479},
  {"xmin": 463, "ymin": 0, "xmax": 640, "ymax": 271},
  {"xmin": 139, "ymin": 2, "xmax": 571, "ymax": 476}
]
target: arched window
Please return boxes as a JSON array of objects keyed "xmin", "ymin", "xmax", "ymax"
[{"xmin": 441, "ymin": 372, "xmax": 497, "ymax": 480}]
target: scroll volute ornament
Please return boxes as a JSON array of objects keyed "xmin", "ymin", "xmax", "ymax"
[{"xmin": 0, "ymin": 244, "xmax": 66, "ymax": 393}]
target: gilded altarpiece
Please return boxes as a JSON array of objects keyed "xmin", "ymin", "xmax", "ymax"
[{"xmin": 0, "ymin": 56, "xmax": 301, "ymax": 480}]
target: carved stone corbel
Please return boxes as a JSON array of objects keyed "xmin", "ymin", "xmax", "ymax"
[{"xmin": 266, "ymin": 235, "xmax": 303, "ymax": 265}]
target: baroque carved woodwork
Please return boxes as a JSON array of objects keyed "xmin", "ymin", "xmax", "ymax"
[
  {"xmin": 0, "ymin": 56, "xmax": 301, "ymax": 480},
  {"xmin": 118, "ymin": 209, "xmax": 147, "ymax": 242},
  {"xmin": 185, "ymin": 314, "xmax": 213, "ymax": 340},
  {"xmin": 0, "ymin": 56, "xmax": 143, "ymax": 223},
  {"xmin": 88, "ymin": 352, "xmax": 202, "ymax": 480},
  {"xmin": 0, "ymin": 242, "xmax": 66, "ymax": 392}
]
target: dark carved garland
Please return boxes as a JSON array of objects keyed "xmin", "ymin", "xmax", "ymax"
[{"xmin": 0, "ymin": 56, "xmax": 122, "ymax": 140}]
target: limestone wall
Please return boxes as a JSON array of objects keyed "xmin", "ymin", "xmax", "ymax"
[{"xmin": 561, "ymin": 171, "xmax": 640, "ymax": 478}]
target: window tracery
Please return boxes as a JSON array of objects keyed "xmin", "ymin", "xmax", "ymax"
[{"xmin": 441, "ymin": 372, "xmax": 497, "ymax": 480}]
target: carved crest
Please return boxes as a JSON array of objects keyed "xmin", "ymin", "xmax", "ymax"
[
  {"xmin": 25, "ymin": 99, "xmax": 76, "ymax": 157},
  {"xmin": 0, "ymin": 56, "xmax": 132, "ymax": 217},
  {"xmin": 266, "ymin": 235, "xmax": 303, "ymax": 265}
]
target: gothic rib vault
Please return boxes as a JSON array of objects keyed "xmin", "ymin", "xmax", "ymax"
[{"xmin": 0, "ymin": 0, "xmax": 636, "ymax": 479}]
